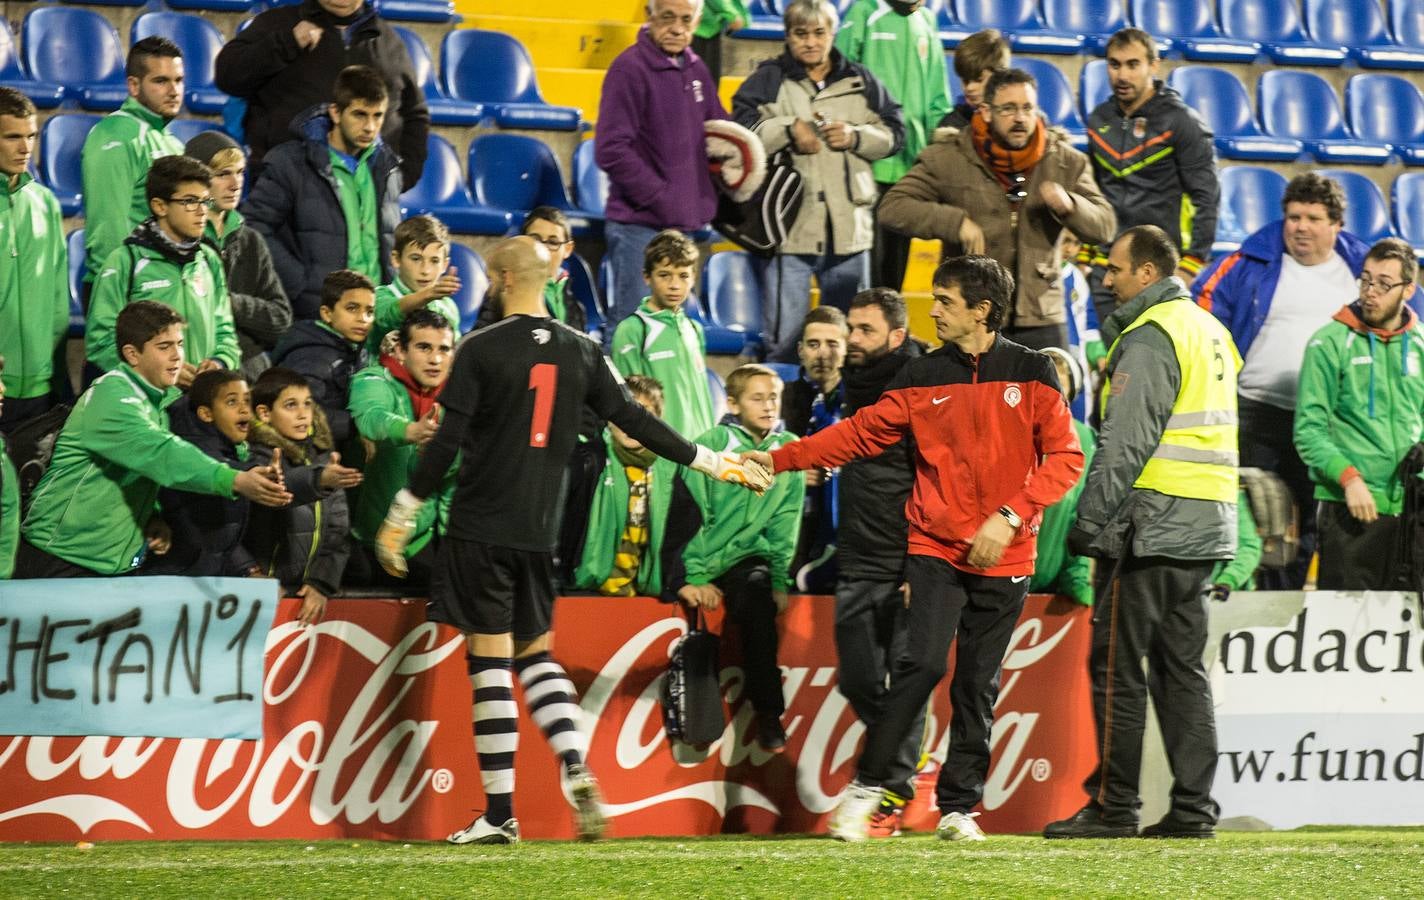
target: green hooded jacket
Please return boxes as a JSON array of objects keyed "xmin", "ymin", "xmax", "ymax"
[
  {"xmin": 610, "ymin": 300, "xmax": 714, "ymax": 440},
  {"xmin": 1, "ymin": 436, "xmax": 16, "ymax": 579},
  {"xmin": 369, "ymin": 276, "xmax": 460, "ymax": 358},
  {"xmin": 681, "ymin": 422, "xmax": 804, "ymax": 590},
  {"xmin": 835, "ymin": 0, "xmax": 951, "ymax": 184},
  {"xmin": 695, "ymin": 0, "xmax": 752, "ymax": 38},
  {"xmin": 1295, "ymin": 303, "xmax": 1424, "ymax": 516},
  {"xmin": 86, "ymin": 236, "xmax": 239, "ymax": 372},
  {"xmin": 1212, "ymin": 490, "xmax": 1262, "ymax": 591},
  {"xmin": 1031, "ymin": 419, "xmax": 1097, "ymax": 605},
  {"xmin": 573, "ymin": 430, "xmax": 677, "ymax": 595},
  {"xmin": 0, "ymin": 174, "xmax": 68, "ymax": 401},
  {"xmin": 22, "ymin": 364, "xmax": 239, "ymax": 574},
  {"xmin": 80, "ymin": 97, "xmax": 184, "ymax": 284}
]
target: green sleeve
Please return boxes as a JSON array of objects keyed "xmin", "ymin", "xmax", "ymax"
[
  {"xmin": 372, "ymin": 285, "xmax": 405, "ymax": 352},
  {"xmin": 610, "ymin": 318, "xmax": 650, "ymax": 378},
  {"xmin": 1055, "ymin": 553, "xmax": 1094, "ymax": 606},
  {"xmin": 49, "ymin": 200, "xmax": 70, "ymax": 348},
  {"xmin": 349, "ymin": 370, "xmax": 411, "ymax": 443},
  {"xmin": 210, "ymin": 259, "xmax": 241, "ymax": 369},
  {"xmin": 765, "ymin": 468, "xmax": 806, "ymax": 591},
  {"xmin": 84, "ymin": 245, "xmax": 134, "ymax": 372},
  {"xmin": 1293, "ymin": 329, "xmax": 1353, "ymax": 486},
  {"xmin": 81, "ymin": 120, "xmax": 139, "ymax": 281},
  {"xmin": 924, "ymin": 25, "xmax": 953, "ymax": 126},
  {"xmin": 83, "ymin": 380, "xmax": 238, "ymax": 496},
  {"xmin": 0, "ymin": 445, "xmax": 17, "ymax": 580},
  {"xmin": 1213, "ymin": 490, "xmax": 1262, "ymax": 590},
  {"xmin": 834, "ymin": 6, "xmax": 867, "ymax": 61}
]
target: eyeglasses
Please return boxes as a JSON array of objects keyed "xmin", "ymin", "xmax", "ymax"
[
  {"xmin": 1358, "ymin": 275, "xmax": 1408, "ymax": 295},
  {"xmin": 1005, "ymin": 173, "xmax": 1028, "ymax": 204},
  {"xmin": 166, "ymin": 196, "xmax": 216, "ymax": 211},
  {"xmin": 990, "ymin": 103, "xmax": 1037, "ymax": 119}
]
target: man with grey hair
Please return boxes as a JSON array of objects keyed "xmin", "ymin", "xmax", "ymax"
[{"xmin": 596, "ymin": 0, "xmax": 728, "ymax": 351}]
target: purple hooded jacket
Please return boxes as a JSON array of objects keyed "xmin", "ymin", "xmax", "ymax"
[{"xmin": 595, "ymin": 26, "xmax": 728, "ymax": 231}]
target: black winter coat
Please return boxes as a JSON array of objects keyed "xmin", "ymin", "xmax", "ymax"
[
  {"xmin": 242, "ymin": 106, "xmax": 401, "ymax": 320},
  {"xmin": 213, "ymin": 0, "xmax": 428, "ymax": 189},
  {"xmin": 205, "ymin": 216, "xmax": 292, "ymax": 379},
  {"xmin": 270, "ymin": 319, "xmax": 368, "ymax": 445}
]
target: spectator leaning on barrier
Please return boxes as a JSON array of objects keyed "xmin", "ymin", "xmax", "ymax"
[
  {"xmin": 81, "ymin": 37, "xmax": 186, "ymax": 302},
  {"xmin": 1294, "ymin": 238, "xmax": 1424, "ymax": 591},
  {"xmin": 1192, "ymin": 173, "xmax": 1407, "ymax": 589},
  {"xmin": 835, "ymin": 0, "xmax": 950, "ymax": 293},
  {"xmin": 1086, "ymin": 28, "xmax": 1219, "ymax": 283},
  {"xmin": 940, "ymin": 29, "xmax": 1010, "ymax": 131},
  {"xmin": 596, "ymin": 0, "xmax": 728, "ymax": 349},
  {"xmin": 185, "ymin": 131, "xmax": 292, "ymax": 382},
  {"xmin": 1047, "ymin": 225, "xmax": 1239, "ymax": 841},
  {"xmin": 214, "ymin": 0, "xmax": 428, "ymax": 190},
  {"xmin": 879, "ymin": 68, "xmax": 1116, "ymax": 352},
  {"xmin": 0, "ymin": 88, "xmax": 68, "ymax": 431},
  {"xmin": 731, "ymin": 0, "xmax": 904, "ymax": 360},
  {"xmin": 243, "ymin": 65, "xmax": 402, "ymax": 321}
]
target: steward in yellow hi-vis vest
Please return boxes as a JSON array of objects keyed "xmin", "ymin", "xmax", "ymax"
[{"xmin": 1046, "ymin": 226, "xmax": 1235, "ymax": 841}]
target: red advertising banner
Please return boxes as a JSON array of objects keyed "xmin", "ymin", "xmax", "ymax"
[{"xmin": 0, "ymin": 593, "xmax": 1094, "ymax": 842}]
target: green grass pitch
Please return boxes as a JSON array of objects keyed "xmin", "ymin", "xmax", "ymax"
[{"xmin": 2, "ymin": 830, "xmax": 1423, "ymax": 897}]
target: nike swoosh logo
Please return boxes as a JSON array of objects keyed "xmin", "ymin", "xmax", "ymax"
[
  {"xmin": 1010, "ymin": 575, "xmax": 1028, "ymax": 583},
  {"xmin": 932, "ymin": 395, "xmax": 951, "ymax": 405}
]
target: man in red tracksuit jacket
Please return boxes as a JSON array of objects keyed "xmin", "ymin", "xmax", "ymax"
[{"xmin": 745, "ymin": 255, "xmax": 1083, "ymax": 843}]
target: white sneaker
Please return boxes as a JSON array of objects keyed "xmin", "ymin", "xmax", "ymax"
[
  {"xmin": 829, "ymin": 782, "xmax": 884, "ymax": 843},
  {"xmin": 563, "ymin": 763, "xmax": 608, "ymax": 841},
  {"xmin": 936, "ymin": 810, "xmax": 986, "ymax": 842},
  {"xmin": 447, "ymin": 814, "xmax": 521, "ymax": 845}
]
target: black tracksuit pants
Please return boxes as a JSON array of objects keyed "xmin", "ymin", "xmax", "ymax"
[
  {"xmin": 835, "ymin": 577, "xmax": 926, "ymax": 799},
  {"xmin": 1084, "ymin": 553, "xmax": 1220, "ymax": 826},
  {"xmin": 854, "ymin": 554, "xmax": 1028, "ymax": 815},
  {"xmin": 715, "ymin": 557, "xmax": 784, "ymax": 716}
]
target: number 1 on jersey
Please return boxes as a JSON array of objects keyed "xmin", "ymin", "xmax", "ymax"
[{"xmin": 528, "ymin": 363, "xmax": 557, "ymax": 447}]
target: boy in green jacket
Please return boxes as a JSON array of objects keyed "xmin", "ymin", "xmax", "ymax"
[
  {"xmin": 661, "ymin": 364, "xmax": 806, "ymax": 750},
  {"xmin": 610, "ymin": 230, "xmax": 715, "ymax": 440},
  {"xmin": 0, "ymin": 359, "xmax": 18, "ymax": 578},
  {"xmin": 349, "ymin": 308, "xmax": 456, "ymax": 586},
  {"xmin": 0, "ymin": 89, "xmax": 69, "ymax": 430},
  {"xmin": 369, "ymin": 215, "xmax": 462, "ymax": 357},
  {"xmin": 81, "ymin": 37, "xmax": 186, "ymax": 296},
  {"xmin": 86, "ymin": 155, "xmax": 240, "ymax": 385},
  {"xmin": 16, "ymin": 302, "xmax": 291, "ymax": 578}
]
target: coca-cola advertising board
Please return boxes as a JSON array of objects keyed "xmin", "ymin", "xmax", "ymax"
[{"xmin": 0, "ymin": 594, "xmax": 1095, "ymax": 841}]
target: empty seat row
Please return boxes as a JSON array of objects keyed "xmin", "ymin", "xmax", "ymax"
[
  {"xmin": 1214, "ymin": 166, "xmax": 1424, "ymax": 254},
  {"xmin": 44, "ymin": 0, "xmax": 455, "ymax": 21}
]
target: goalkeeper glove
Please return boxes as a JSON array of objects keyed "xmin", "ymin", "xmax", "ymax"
[
  {"xmin": 691, "ymin": 445, "xmax": 774, "ymax": 494},
  {"xmin": 376, "ymin": 488, "xmax": 425, "ymax": 577}
]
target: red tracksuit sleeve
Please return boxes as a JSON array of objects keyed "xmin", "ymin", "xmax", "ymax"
[
  {"xmin": 770, "ymin": 387, "xmax": 911, "ymax": 471},
  {"xmin": 1004, "ymin": 381, "xmax": 1084, "ymax": 520}
]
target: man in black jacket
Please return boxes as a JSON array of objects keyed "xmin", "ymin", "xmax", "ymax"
[
  {"xmin": 243, "ymin": 66, "xmax": 402, "ymax": 321},
  {"xmin": 214, "ymin": 0, "xmax": 428, "ymax": 190},
  {"xmin": 833, "ymin": 287, "xmax": 923, "ymax": 837}
]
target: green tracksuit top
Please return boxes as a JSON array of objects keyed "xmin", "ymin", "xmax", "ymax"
[
  {"xmin": 347, "ymin": 363, "xmax": 455, "ymax": 554},
  {"xmin": 610, "ymin": 300, "xmax": 715, "ymax": 440},
  {"xmin": 1030, "ymin": 419, "xmax": 1097, "ymax": 605},
  {"xmin": 22, "ymin": 364, "xmax": 239, "ymax": 574},
  {"xmin": 330, "ymin": 146, "xmax": 382, "ymax": 282},
  {"xmin": 369, "ymin": 276, "xmax": 461, "ymax": 358},
  {"xmin": 1295, "ymin": 304, "xmax": 1424, "ymax": 516},
  {"xmin": 86, "ymin": 240, "xmax": 239, "ymax": 372},
  {"xmin": 80, "ymin": 98, "xmax": 183, "ymax": 284},
  {"xmin": 835, "ymin": 0, "xmax": 951, "ymax": 185},
  {"xmin": 1, "ymin": 436, "xmax": 17, "ymax": 579},
  {"xmin": 681, "ymin": 422, "xmax": 804, "ymax": 590},
  {"xmin": 0, "ymin": 173, "xmax": 69, "ymax": 400},
  {"xmin": 695, "ymin": 0, "xmax": 752, "ymax": 38},
  {"xmin": 573, "ymin": 431, "xmax": 678, "ymax": 595},
  {"xmin": 1211, "ymin": 490, "xmax": 1262, "ymax": 591}
]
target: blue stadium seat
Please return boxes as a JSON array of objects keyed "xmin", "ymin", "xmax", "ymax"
[
  {"xmin": 944, "ymin": 63, "xmax": 962, "ymax": 106},
  {"xmin": 954, "ymin": 0, "xmax": 1084, "ymax": 54},
  {"xmin": 1347, "ymin": 74, "xmax": 1424, "ymax": 166},
  {"xmin": 22, "ymin": 8, "xmax": 128, "ymax": 111},
  {"xmin": 679, "ymin": 290, "xmax": 749, "ymax": 355},
  {"xmin": 1318, "ymin": 168, "xmax": 1395, "ymax": 244},
  {"xmin": 66, "ymin": 229, "xmax": 86, "ymax": 339},
  {"xmin": 166, "ymin": 0, "xmax": 260, "ymax": 12},
  {"xmin": 39, "ymin": 114, "xmax": 100, "ymax": 217},
  {"xmin": 924, "ymin": 0, "xmax": 973, "ymax": 48},
  {"xmin": 1219, "ymin": 0, "xmax": 1347, "ymax": 66},
  {"xmin": 703, "ymin": 251, "xmax": 764, "ymax": 355},
  {"xmin": 0, "ymin": 20, "xmax": 64, "ymax": 108},
  {"xmin": 131, "ymin": 13, "xmax": 227, "ymax": 114},
  {"xmin": 467, "ymin": 133, "xmax": 598, "ymax": 238},
  {"xmin": 764, "ymin": 362, "xmax": 802, "ymax": 386},
  {"xmin": 1303, "ymin": 0, "xmax": 1424, "ymax": 69},
  {"xmin": 441, "ymin": 30, "xmax": 581, "ymax": 130},
  {"xmin": 1257, "ymin": 70, "xmax": 1392, "ymax": 166},
  {"xmin": 739, "ymin": 0, "xmax": 786, "ymax": 41},
  {"xmin": 1129, "ymin": 0, "xmax": 1260, "ymax": 61},
  {"xmin": 1392, "ymin": 173, "xmax": 1424, "ymax": 252},
  {"xmin": 399, "ymin": 134, "xmax": 512, "ymax": 235},
  {"xmin": 1079, "ymin": 58, "xmax": 1110, "ymax": 121},
  {"xmin": 1165, "ymin": 67, "xmax": 1303, "ymax": 162},
  {"xmin": 707, "ymin": 369, "xmax": 727, "ymax": 422},
  {"xmin": 373, "ymin": 0, "xmax": 455, "ymax": 23},
  {"xmin": 572, "ymin": 139, "xmax": 608, "ymax": 217},
  {"xmin": 1042, "ymin": 0, "xmax": 1127, "ymax": 54},
  {"xmin": 1392, "ymin": 0, "xmax": 1424, "ymax": 50},
  {"xmin": 1013, "ymin": 57, "xmax": 1085, "ymax": 148},
  {"xmin": 446, "ymin": 242, "xmax": 490, "ymax": 333},
  {"xmin": 565, "ymin": 252, "xmax": 605, "ymax": 339},
  {"xmin": 1213, "ymin": 166, "xmax": 1288, "ymax": 254},
  {"xmin": 166, "ymin": 120, "xmax": 227, "ymax": 146},
  {"xmin": 395, "ymin": 27, "xmax": 484, "ymax": 126}
]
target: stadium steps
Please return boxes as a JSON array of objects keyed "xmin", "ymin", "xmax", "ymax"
[
  {"xmin": 460, "ymin": 15, "xmax": 641, "ymax": 69},
  {"xmin": 457, "ymin": 0, "xmax": 647, "ymax": 22}
]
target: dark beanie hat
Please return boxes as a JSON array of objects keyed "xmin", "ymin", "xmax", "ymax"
[{"xmin": 184, "ymin": 130, "xmax": 242, "ymax": 167}]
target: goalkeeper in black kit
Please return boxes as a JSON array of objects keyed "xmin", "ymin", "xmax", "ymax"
[{"xmin": 375, "ymin": 236, "xmax": 771, "ymax": 844}]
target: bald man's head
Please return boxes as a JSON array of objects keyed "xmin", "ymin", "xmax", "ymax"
[{"xmin": 486, "ymin": 235, "xmax": 553, "ymax": 316}]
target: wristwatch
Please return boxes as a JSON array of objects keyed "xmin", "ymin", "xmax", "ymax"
[{"xmin": 998, "ymin": 505, "xmax": 1023, "ymax": 529}]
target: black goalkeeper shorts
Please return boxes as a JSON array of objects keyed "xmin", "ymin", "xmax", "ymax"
[{"xmin": 428, "ymin": 537, "xmax": 556, "ymax": 640}]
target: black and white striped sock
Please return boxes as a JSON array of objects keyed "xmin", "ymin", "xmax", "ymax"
[
  {"xmin": 514, "ymin": 651, "xmax": 585, "ymax": 769},
  {"xmin": 470, "ymin": 655, "xmax": 518, "ymax": 825}
]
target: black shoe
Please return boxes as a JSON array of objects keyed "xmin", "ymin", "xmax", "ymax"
[
  {"xmin": 754, "ymin": 713, "xmax": 787, "ymax": 752},
  {"xmin": 1141, "ymin": 818, "xmax": 1215, "ymax": 838},
  {"xmin": 1043, "ymin": 804, "xmax": 1137, "ymax": 839}
]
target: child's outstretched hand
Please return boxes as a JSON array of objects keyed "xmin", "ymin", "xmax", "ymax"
[{"xmin": 319, "ymin": 452, "xmax": 364, "ymax": 490}]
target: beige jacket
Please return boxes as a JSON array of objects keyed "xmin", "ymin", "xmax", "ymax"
[{"xmin": 880, "ymin": 123, "xmax": 1115, "ymax": 327}]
